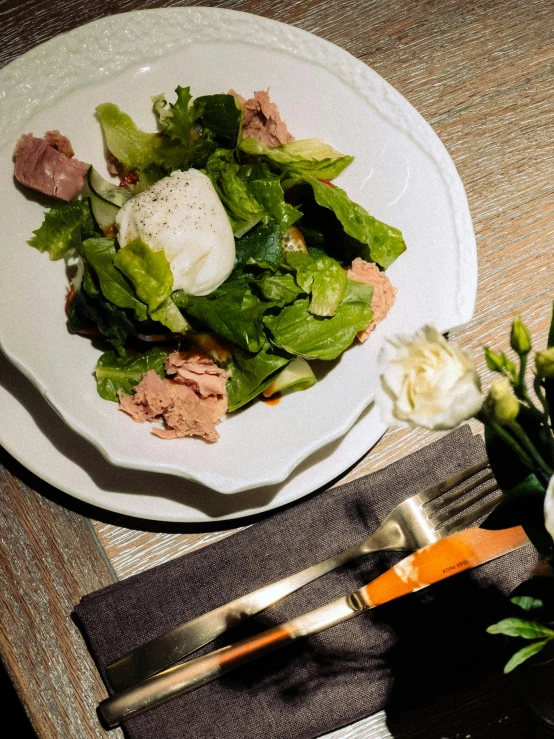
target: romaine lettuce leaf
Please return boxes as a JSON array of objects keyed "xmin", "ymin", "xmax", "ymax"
[
  {"xmin": 263, "ymin": 279, "xmax": 373, "ymax": 360},
  {"xmin": 94, "ymin": 347, "xmax": 169, "ymax": 401},
  {"xmin": 227, "ymin": 345, "xmax": 290, "ymax": 411},
  {"xmin": 234, "ymin": 219, "xmax": 282, "ymax": 267},
  {"xmin": 28, "ymin": 200, "xmax": 95, "ymax": 260},
  {"xmin": 240, "ymin": 137, "xmax": 353, "ymax": 180},
  {"xmin": 79, "ymin": 237, "xmax": 148, "ymax": 321},
  {"xmin": 306, "ymin": 177, "xmax": 406, "ymax": 269},
  {"xmin": 244, "ymin": 164, "xmax": 301, "ymax": 233},
  {"xmin": 113, "ymin": 238, "xmax": 172, "ymax": 312},
  {"xmin": 96, "ymin": 103, "xmax": 169, "ymax": 171},
  {"xmin": 254, "ymin": 272, "xmax": 303, "ymax": 306},
  {"xmin": 68, "ymin": 281, "xmax": 136, "ymax": 349},
  {"xmin": 204, "ymin": 149, "xmax": 264, "ymax": 237},
  {"xmin": 150, "ymin": 298, "xmax": 189, "ymax": 334},
  {"xmin": 192, "ymin": 94, "xmax": 242, "ymax": 149},
  {"xmin": 286, "ymin": 252, "xmax": 347, "ymax": 317},
  {"xmin": 174, "ymin": 277, "xmax": 269, "ymax": 352}
]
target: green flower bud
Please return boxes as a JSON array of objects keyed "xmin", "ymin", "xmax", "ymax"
[
  {"xmin": 484, "ymin": 347, "xmax": 505, "ymax": 372},
  {"xmin": 536, "ymin": 347, "xmax": 554, "ymax": 379},
  {"xmin": 510, "ymin": 316, "xmax": 532, "ymax": 356},
  {"xmin": 485, "ymin": 377, "xmax": 520, "ymax": 425}
]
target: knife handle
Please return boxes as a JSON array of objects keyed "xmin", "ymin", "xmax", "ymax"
[{"xmin": 99, "ymin": 594, "xmax": 360, "ymax": 727}]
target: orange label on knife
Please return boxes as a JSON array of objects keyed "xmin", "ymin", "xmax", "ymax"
[{"xmin": 359, "ymin": 526, "xmax": 530, "ymax": 608}]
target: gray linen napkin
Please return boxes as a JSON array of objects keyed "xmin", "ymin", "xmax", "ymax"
[{"xmin": 75, "ymin": 426, "xmax": 538, "ymax": 739}]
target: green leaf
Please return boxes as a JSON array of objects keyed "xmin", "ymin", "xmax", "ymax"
[
  {"xmin": 239, "ymin": 137, "xmax": 354, "ymax": 180},
  {"xmin": 286, "ymin": 251, "xmax": 348, "ymax": 317},
  {"xmin": 227, "ymin": 345, "xmax": 290, "ymax": 411},
  {"xmin": 234, "ymin": 219, "xmax": 282, "ymax": 267},
  {"xmin": 264, "ymin": 279, "xmax": 373, "ymax": 360},
  {"xmin": 306, "ymin": 177, "xmax": 406, "ymax": 269},
  {"xmin": 511, "ymin": 596, "xmax": 544, "ymax": 611},
  {"xmin": 79, "ymin": 237, "xmax": 148, "ymax": 322},
  {"xmin": 245, "ymin": 165, "xmax": 302, "ymax": 232},
  {"xmin": 175, "ymin": 277, "xmax": 269, "ymax": 353},
  {"xmin": 96, "ymin": 103, "xmax": 169, "ymax": 171},
  {"xmin": 504, "ymin": 639, "xmax": 549, "ymax": 673},
  {"xmin": 28, "ymin": 200, "xmax": 95, "ymax": 260},
  {"xmin": 547, "ymin": 301, "xmax": 554, "ymax": 348},
  {"xmin": 68, "ymin": 285, "xmax": 136, "ymax": 349},
  {"xmin": 95, "ymin": 347, "xmax": 169, "ymax": 401},
  {"xmin": 113, "ymin": 238, "xmax": 173, "ymax": 312},
  {"xmin": 192, "ymin": 94, "xmax": 242, "ymax": 150},
  {"xmin": 150, "ymin": 297, "xmax": 189, "ymax": 334},
  {"xmin": 254, "ymin": 272, "xmax": 303, "ymax": 306},
  {"xmin": 486, "ymin": 617, "xmax": 554, "ymax": 639},
  {"xmin": 204, "ymin": 149, "xmax": 264, "ymax": 237},
  {"xmin": 153, "ymin": 85, "xmax": 193, "ymax": 144}
]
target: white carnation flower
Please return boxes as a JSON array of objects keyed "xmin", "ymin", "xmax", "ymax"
[
  {"xmin": 378, "ymin": 325, "xmax": 483, "ymax": 430},
  {"xmin": 544, "ymin": 476, "xmax": 554, "ymax": 542}
]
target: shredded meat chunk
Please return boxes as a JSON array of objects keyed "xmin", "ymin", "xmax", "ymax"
[
  {"xmin": 346, "ymin": 258, "xmax": 397, "ymax": 341},
  {"xmin": 43, "ymin": 130, "xmax": 75, "ymax": 158},
  {"xmin": 119, "ymin": 352, "xmax": 231, "ymax": 442},
  {"xmin": 233, "ymin": 90, "xmax": 294, "ymax": 147}
]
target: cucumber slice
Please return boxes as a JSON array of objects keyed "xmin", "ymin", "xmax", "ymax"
[
  {"xmin": 262, "ymin": 357, "xmax": 316, "ymax": 397},
  {"xmin": 88, "ymin": 167, "xmax": 134, "ymax": 207},
  {"xmin": 89, "ymin": 191, "xmax": 119, "ymax": 231}
]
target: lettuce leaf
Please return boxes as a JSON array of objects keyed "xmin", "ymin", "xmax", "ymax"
[
  {"xmin": 263, "ymin": 279, "xmax": 373, "ymax": 360},
  {"xmin": 79, "ymin": 237, "xmax": 148, "ymax": 321},
  {"xmin": 152, "ymin": 86, "xmax": 193, "ymax": 145},
  {"xmin": 68, "ymin": 279, "xmax": 136, "ymax": 349},
  {"xmin": 286, "ymin": 252, "xmax": 347, "ymax": 317},
  {"xmin": 234, "ymin": 219, "xmax": 282, "ymax": 267},
  {"xmin": 254, "ymin": 272, "xmax": 302, "ymax": 306},
  {"xmin": 113, "ymin": 238, "xmax": 172, "ymax": 312},
  {"xmin": 227, "ymin": 345, "xmax": 290, "ymax": 411},
  {"xmin": 192, "ymin": 94, "xmax": 242, "ymax": 149},
  {"xmin": 28, "ymin": 200, "xmax": 95, "ymax": 260},
  {"xmin": 244, "ymin": 164, "xmax": 301, "ymax": 232},
  {"xmin": 96, "ymin": 103, "xmax": 169, "ymax": 171},
  {"xmin": 204, "ymin": 149, "xmax": 264, "ymax": 237},
  {"xmin": 240, "ymin": 137, "xmax": 353, "ymax": 180},
  {"xmin": 94, "ymin": 347, "xmax": 169, "ymax": 401},
  {"xmin": 306, "ymin": 177, "xmax": 406, "ymax": 269},
  {"xmin": 150, "ymin": 298, "xmax": 190, "ymax": 334},
  {"xmin": 174, "ymin": 277, "xmax": 269, "ymax": 353}
]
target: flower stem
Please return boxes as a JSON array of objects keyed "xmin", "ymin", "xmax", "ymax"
[
  {"xmin": 509, "ymin": 420, "xmax": 554, "ymax": 476},
  {"xmin": 479, "ymin": 413, "xmax": 534, "ymax": 469}
]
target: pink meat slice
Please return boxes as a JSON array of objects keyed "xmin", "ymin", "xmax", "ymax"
[
  {"xmin": 239, "ymin": 90, "xmax": 294, "ymax": 147},
  {"xmin": 13, "ymin": 133, "xmax": 89, "ymax": 201},
  {"xmin": 165, "ymin": 352, "xmax": 232, "ymax": 398},
  {"xmin": 346, "ymin": 258, "xmax": 397, "ymax": 341},
  {"xmin": 43, "ymin": 130, "xmax": 75, "ymax": 158}
]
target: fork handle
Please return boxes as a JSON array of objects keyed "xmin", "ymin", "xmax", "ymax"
[
  {"xmin": 106, "ymin": 533, "xmax": 391, "ymax": 692},
  {"xmin": 100, "ymin": 593, "xmax": 362, "ymax": 727}
]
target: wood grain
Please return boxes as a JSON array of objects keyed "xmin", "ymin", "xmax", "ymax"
[{"xmin": 1, "ymin": 0, "xmax": 553, "ymax": 737}]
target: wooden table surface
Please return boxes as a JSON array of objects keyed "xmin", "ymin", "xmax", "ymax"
[{"xmin": 1, "ymin": 0, "xmax": 553, "ymax": 737}]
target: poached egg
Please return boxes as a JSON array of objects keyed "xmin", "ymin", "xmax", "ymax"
[{"xmin": 116, "ymin": 169, "xmax": 235, "ymax": 296}]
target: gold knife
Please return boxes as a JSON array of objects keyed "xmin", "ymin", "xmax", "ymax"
[{"xmin": 99, "ymin": 525, "xmax": 530, "ymax": 727}]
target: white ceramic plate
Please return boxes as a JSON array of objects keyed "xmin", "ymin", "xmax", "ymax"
[{"xmin": 0, "ymin": 8, "xmax": 476, "ymax": 494}]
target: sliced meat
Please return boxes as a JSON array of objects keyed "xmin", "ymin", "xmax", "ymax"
[
  {"xmin": 119, "ymin": 354, "xmax": 231, "ymax": 442},
  {"xmin": 346, "ymin": 258, "xmax": 397, "ymax": 341},
  {"xmin": 43, "ymin": 130, "xmax": 74, "ymax": 158},
  {"xmin": 240, "ymin": 90, "xmax": 294, "ymax": 147},
  {"xmin": 165, "ymin": 351, "xmax": 231, "ymax": 398},
  {"xmin": 13, "ymin": 133, "xmax": 89, "ymax": 201}
]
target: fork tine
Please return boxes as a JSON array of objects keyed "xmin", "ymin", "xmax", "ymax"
[
  {"xmin": 437, "ymin": 490, "xmax": 504, "ymax": 535},
  {"xmin": 415, "ymin": 459, "xmax": 490, "ymax": 505},
  {"xmin": 425, "ymin": 479, "xmax": 499, "ymax": 519}
]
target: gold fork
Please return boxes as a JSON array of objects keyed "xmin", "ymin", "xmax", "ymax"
[{"xmin": 107, "ymin": 459, "xmax": 501, "ymax": 692}]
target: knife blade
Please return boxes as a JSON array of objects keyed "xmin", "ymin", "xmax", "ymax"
[{"xmin": 99, "ymin": 525, "xmax": 530, "ymax": 727}]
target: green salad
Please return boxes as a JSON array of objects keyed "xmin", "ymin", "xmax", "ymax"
[{"xmin": 27, "ymin": 86, "xmax": 406, "ymax": 415}]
